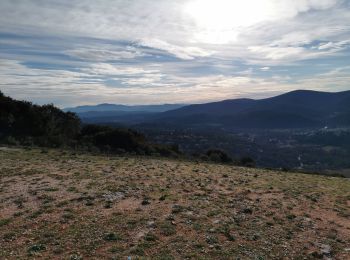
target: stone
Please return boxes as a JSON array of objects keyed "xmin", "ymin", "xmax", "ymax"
[
  {"xmin": 147, "ymin": 221, "xmax": 156, "ymax": 228},
  {"xmin": 102, "ymin": 192, "xmax": 125, "ymax": 202},
  {"xmin": 320, "ymin": 244, "xmax": 332, "ymax": 256}
]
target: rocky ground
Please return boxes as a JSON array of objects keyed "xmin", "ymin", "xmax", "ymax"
[{"xmin": 0, "ymin": 148, "xmax": 349, "ymax": 259}]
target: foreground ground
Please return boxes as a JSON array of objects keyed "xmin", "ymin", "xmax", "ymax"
[{"xmin": 0, "ymin": 148, "xmax": 349, "ymax": 259}]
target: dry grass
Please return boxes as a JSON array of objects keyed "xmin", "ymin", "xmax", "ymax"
[{"xmin": 0, "ymin": 148, "xmax": 349, "ymax": 259}]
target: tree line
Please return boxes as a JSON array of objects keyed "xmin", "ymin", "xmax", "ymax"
[{"xmin": 0, "ymin": 91, "xmax": 180, "ymax": 157}]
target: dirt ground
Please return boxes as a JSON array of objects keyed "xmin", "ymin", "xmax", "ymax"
[{"xmin": 0, "ymin": 148, "xmax": 349, "ymax": 259}]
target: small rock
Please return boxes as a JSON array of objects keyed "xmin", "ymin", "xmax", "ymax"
[
  {"xmin": 147, "ymin": 221, "xmax": 156, "ymax": 228},
  {"xmin": 185, "ymin": 211, "xmax": 193, "ymax": 216},
  {"xmin": 320, "ymin": 244, "xmax": 332, "ymax": 256},
  {"xmin": 103, "ymin": 192, "xmax": 125, "ymax": 202}
]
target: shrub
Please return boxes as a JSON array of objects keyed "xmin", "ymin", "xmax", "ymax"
[
  {"xmin": 103, "ymin": 232, "xmax": 121, "ymax": 241},
  {"xmin": 160, "ymin": 222, "xmax": 176, "ymax": 236},
  {"xmin": 239, "ymin": 157, "xmax": 256, "ymax": 167},
  {"xmin": 206, "ymin": 149, "xmax": 233, "ymax": 163}
]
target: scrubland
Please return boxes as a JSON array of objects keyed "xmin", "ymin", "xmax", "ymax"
[{"xmin": 0, "ymin": 148, "xmax": 349, "ymax": 259}]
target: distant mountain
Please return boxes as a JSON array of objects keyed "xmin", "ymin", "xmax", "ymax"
[
  {"xmin": 64, "ymin": 103, "xmax": 185, "ymax": 114},
  {"xmin": 153, "ymin": 90, "xmax": 350, "ymax": 129},
  {"xmin": 78, "ymin": 110, "xmax": 159, "ymax": 125}
]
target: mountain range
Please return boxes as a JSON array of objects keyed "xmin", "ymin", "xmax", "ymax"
[
  {"xmin": 67, "ymin": 90, "xmax": 350, "ymax": 129},
  {"xmin": 156, "ymin": 90, "xmax": 350, "ymax": 129},
  {"xmin": 64, "ymin": 103, "xmax": 185, "ymax": 114}
]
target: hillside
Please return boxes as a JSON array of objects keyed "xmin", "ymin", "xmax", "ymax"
[
  {"xmin": 0, "ymin": 91, "xmax": 81, "ymax": 147},
  {"xmin": 0, "ymin": 91, "xmax": 180, "ymax": 157},
  {"xmin": 1, "ymin": 148, "xmax": 349, "ymax": 259},
  {"xmin": 155, "ymin": 90, "xmax": 350, "ymax": 129},
  {"xmin": 77, "ymin": 111, "xmax": 159, "ymax": 125}
]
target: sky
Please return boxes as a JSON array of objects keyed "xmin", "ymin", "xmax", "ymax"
[{"xmin": 0, "ymin": 0, "xmax": 350, "ymax": 107}]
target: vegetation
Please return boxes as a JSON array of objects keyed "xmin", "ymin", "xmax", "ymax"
[
  {"xmin": 204, "ymin": 149, "xmax": 233, "ymax": 163},
  {"xmin": 143, "ymin": 126, "xmax": 350, "ymax": 174},
  {"xmin": 0, "ymin": 91, "xmax": 80, "ymax": 147},
  {"xmin": 0, "ymin": 91, "xmax": 180, "ymax": 157}
]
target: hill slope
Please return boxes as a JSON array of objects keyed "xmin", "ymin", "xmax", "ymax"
[
  {"xmin": 155, "ymin": 90, "xmax": 350, "ymax": 129},
  {"xmin": 0, "ymin": 91, "xmax": 180, "ymax": 156},
  {"xmin": 0, "ymin": 91, "xmax": 81, "ymax": 146},
  {"xmin": 1, "ymin": 148, "xmax": 349, "ymax": 259}
]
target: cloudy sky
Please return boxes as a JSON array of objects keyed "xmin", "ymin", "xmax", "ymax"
[{"xmin": 1, "ymin": 0, "xmax": 350, "ymax": 107}]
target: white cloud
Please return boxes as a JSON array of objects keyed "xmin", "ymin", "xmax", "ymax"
[
  {"xmin": 139, "ymin": 38, "xmax": 212, "ymax": 60},
  {"xmin": 2, "ymin": 59, "xmax": 348, "ymax": 107},
  {"xmin": 65, "ymin": 48, "xmax": 145, "ymax": 61},
  {"xmin": 0, "ymin": 0, "xmax": 349, "ymax": 106},
  {"xmin": 297, "ymin": 66, "xmax": 350, "ymax": 90},
  {"xmin": 0, "ymin": 0, "xmax": 348, "ymax": 64},
  {"xmin": 82, "ymin": 63, "xmax": 159, "ymax": 76},
  {"xmin": 318, "ymin": 40, "xmax": 350, "ymax": 50}
]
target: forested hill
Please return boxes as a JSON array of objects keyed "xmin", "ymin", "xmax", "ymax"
[
  {"xmin": 155, "ymin": 90, "xmax": 350, "ymax": 129},
  {"xmin": 0, "ymin": 91, "xmax": 81, "ymax": 147},
  {"xmin": 0, "ymin": 91, "xmax": 179, "ymax": 156}
]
